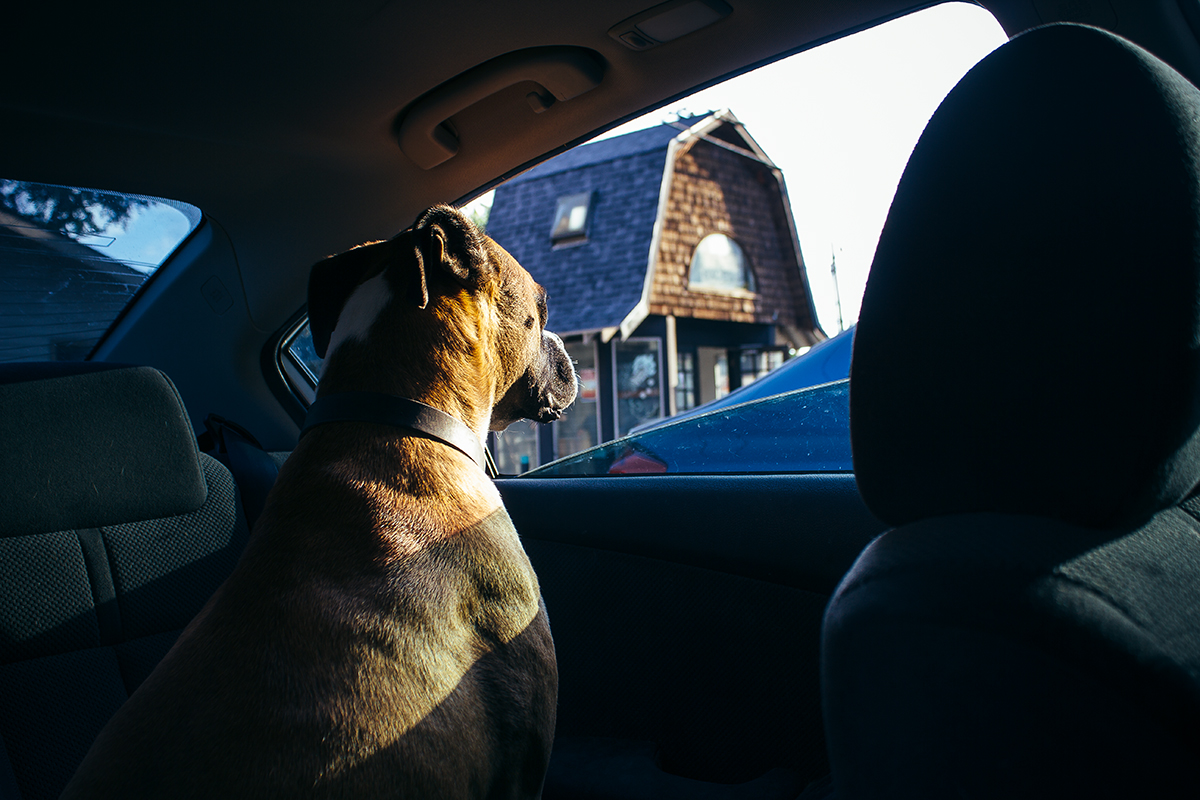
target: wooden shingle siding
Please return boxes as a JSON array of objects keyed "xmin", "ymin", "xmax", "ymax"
[{"xmin": 649, "ymin": 137, "xmax": 810, "ymax": 329}]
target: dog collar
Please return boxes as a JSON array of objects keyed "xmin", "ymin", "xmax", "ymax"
[{"xmin": 301, "ymin": 392, "xmax": 490, "ymax": 473}]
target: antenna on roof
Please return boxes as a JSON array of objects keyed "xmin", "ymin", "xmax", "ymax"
[{"xmin": 831, "ymin": 245, "xmax": 845, "ymax": 333}]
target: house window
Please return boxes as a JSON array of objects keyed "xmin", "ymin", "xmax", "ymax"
[
  {"xmin": 550, "ymin": 191, "xmax": 592, "ymax": 242},
  {"xmin": 614, "ymin": 338, "xmax": 663, "ymax": 437},
  {"xmin": 554, "ymin": 339, "xmax": 600, "ymax": 459},
  {"xmin": 688, "ymin": 233, "xmax": 755, "ymax": 293},
  {"xmin": 494, "ymin": 423, "xmax": 540, "ymax": 475},
  {"xmin": 676, "ymin": 350, "xmax": 696, "ymax": 412}
]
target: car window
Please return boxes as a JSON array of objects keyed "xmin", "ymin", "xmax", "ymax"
[
  {"xmin": 486, "ymin": 2, "xmax": 1004, "ymax": 475},
  {"xmin": 276, "ymin": 2, "xmax": 1005, "ymax": 476},
  {"xmin": 526, "ymin": 379, "xmax": 851, "ymax": 476},
  {"xmin": 0, "ymin": 180, "xmax": 201, "ymax": 362}
]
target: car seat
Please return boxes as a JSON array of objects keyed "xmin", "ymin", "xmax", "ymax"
[
  {"xmin": 821, "ymin": 22, "xmax": 1200, "ymax": 797},
  {"xmin": 0, "ymin": 363, "xmax": 249, "ymax": 800}
]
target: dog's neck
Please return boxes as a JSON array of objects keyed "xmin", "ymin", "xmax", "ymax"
[
  {"xmin": 278, "ymin": 423, "xmax": 503, "ymax": 556},
  {"xmin": 318, "ymin": 381, "xmax": 491, "ymax": 441},
  {"xmin": 318, "ymin": 307, "xmax": 506, "ymax": 442},
  {"xmin": 302, "ymin": 392, "xmax": 487, "ymax": 470},
  {"xmin": 317, "ymin": 358, "xmax": 498, "ymax": 443}
]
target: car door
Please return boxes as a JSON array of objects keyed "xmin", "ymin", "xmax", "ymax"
[{"xmin": 499, "ymin": 466, "xmax": 884, "ymax": 793}]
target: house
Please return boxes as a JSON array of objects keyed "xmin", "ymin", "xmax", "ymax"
[{"xmin": 483, "ymin": 111, "xmax": 824, "ymax": 472}]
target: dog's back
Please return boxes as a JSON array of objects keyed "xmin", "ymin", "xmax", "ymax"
[
  {"xmin": 61, "ymin": 206, "xmax": 569, "ymax": 799},
  {"xmin": 62, "ymin": 430, "xmax": 556, "ymax": 799}
]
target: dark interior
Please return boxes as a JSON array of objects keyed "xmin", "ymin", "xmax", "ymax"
[{"xmin": 6, "ymin": 1, "xmax": 1200, "ymax": 798}]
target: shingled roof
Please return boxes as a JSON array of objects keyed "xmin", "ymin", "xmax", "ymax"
[
  {"xmin": 485, "ymin": 123, "xmax": 684, "ymax": 336},
  {"xmin": 485, "ymin": 111, "xmax": 808, "ymax": 338}
]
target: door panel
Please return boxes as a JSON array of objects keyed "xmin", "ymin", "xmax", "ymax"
[{"xmin": 498, "ymin": 473, "xmax": 884, "ymax": 790}]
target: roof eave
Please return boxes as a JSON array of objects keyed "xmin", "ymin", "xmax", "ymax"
[{"xmin": 617, "ymin": 136, "xmax": 679, "ymax": 340}]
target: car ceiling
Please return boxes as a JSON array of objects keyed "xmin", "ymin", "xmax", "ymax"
[{"xmin": 4, "ymin": 1, "xmax": 1198, "ymax": 347}]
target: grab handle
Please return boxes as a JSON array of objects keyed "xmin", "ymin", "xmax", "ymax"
[{"xmin": 396, "ymin": 47, "xmax": 606, "ymax": 170}]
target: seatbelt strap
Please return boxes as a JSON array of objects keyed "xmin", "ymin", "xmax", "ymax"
[
  {"xmin": 0, "ymin": 731, "xmax": 22, "ymax": 799},
  {"xmin": 202, "ymin": 414, "xmax": 280, "ymax": 531}
]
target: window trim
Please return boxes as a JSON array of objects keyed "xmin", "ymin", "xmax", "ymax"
[{"xmin": 276, "ymin": 315, "xmax": 318, "ymax": 408}]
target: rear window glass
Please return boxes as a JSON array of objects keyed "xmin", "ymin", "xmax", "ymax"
[{"xmin": 0, "ymin": 179, "xmax": 202, "ymax": 362}]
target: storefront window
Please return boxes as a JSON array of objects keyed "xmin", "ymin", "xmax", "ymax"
[
  {"xmin": 676, "ymin": 350, "xmax": 696, "ymax": 412},
  {"xmin": 614, "ymin": 338, "xmax": 663, "ymax": 437},
  {"xmin": 555, "ymin": 339, "xmax": 600, "ymax": 459},
  {"xmin": 739, "ymin": 348, "xmax": 785, "ymax": 387},
  {"xmin": 494, "ymin": 424, "xmax": 539, "ymax": 474}
]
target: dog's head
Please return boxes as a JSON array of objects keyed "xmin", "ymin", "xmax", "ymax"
[{"xmin": 307, "ymin": 205, "xmax": 576, "ymax": 433}]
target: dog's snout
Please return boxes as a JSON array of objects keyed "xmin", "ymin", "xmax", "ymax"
[{"xmin": 541, "ymin": 331, "xmax": 577, "ymax": 410}]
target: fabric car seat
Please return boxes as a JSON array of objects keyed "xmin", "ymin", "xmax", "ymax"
[
  {"xmin": 821, "ymin": 23, "xmax": 1200, "ymax": 798},
  {"xmin": 0, "ymin": 363, "xmax": 249, "ymax": 800}
]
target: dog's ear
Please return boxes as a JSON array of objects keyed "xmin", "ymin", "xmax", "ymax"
[
  {"xmin": 410, "ymin": 205, "xmax": 495, "ymax": 309},
  {"xmin": 307, "ymin": 242, "xmax": 389, "ymax": 358}
]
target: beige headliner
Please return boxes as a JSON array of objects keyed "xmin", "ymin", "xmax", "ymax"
[{"xmin": 4, "ymin": 0, "xmax": 1199, "ymax": 444}]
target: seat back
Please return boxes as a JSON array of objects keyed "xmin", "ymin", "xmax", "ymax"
[
  {"xmin": 0, "ymin": 364, "xmax": 248, "ymax": 800},
  {"xmin": 822, "ymin": 23, "xmax": 1200, "ymax": 797}
]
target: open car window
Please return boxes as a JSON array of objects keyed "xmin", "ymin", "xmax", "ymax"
[
  {"xmin": 276, "ymin": 2, "xmax": 1006, "ymax": 476},
  {"xmin": 526, "ymin": 378, "xmax": 851, "ymax": 477}
]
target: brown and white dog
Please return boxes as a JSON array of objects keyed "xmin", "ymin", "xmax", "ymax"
[{"xmin": 61, "ymin": 205, "xmax": 576, "ymax": 799}]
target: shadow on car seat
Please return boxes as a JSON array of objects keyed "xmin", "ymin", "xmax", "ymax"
[
  {"xmin": 822, "ymin": 22, "xmax": 1200, "ymax": 798},
  {"xmin": 0, "ymin": 363, "xmax": 250, "ymax": 800}
]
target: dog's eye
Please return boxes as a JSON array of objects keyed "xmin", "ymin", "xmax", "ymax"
[{"xmin": 525, "ymin": 315, "xmax": 535, "ymax": 329}]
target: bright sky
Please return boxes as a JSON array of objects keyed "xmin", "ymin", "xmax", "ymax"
[
  {"xmin": 80, "ymin": 202, "xmax": 196, "ymax": 274},
  {"xmin": 591, "ymin": 2, "xmax": 1009, "ymax": 334}
]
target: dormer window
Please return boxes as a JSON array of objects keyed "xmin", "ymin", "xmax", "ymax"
[
  {"xmin": 689, "ymin": 233, "xmax": 755, "ymax": 293},
  {"xmin": 550, "ymin": 191, "xmax": 592, "ymax": 242}
]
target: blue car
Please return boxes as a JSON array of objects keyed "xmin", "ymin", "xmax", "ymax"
[{"xmin": 534, "ymin": 326, "xmax": 855, "ymax": 475}]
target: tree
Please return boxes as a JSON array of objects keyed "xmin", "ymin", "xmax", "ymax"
[{"xmin": 0, "ymin": 180, "xmax": 151, "ymax": 236}]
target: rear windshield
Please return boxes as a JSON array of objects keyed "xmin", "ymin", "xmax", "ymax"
[{"xmin": 0, "ymin": 179, "xmax": 202, "ymax": 362}]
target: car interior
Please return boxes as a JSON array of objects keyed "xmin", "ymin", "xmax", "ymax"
[{"xmin": 6, "ymin": 1, "xmax": 1200, "ymax": 798}]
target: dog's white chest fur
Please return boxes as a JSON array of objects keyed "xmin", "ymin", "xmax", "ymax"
[{"xmin": 322, "ymin": 272, "xmax": 392, "ymax": 371}]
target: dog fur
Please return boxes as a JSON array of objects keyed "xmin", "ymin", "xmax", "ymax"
[{"xmin": 61, "ymin": 205, "xmax": 576, "ymax": 799}]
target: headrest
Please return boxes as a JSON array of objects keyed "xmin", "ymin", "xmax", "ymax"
[
  {"xmin": 850, "ymin": 24, "xmax": 1200, "ymax": 530},
  {"xmin": 0, "ymin": 364, "xmax": 207, "ymax": 537}
]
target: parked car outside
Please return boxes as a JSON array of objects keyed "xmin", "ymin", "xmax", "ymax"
[
  {"xmin": 527, "ymin": 377, "xmax": 852, "ymax": 476},
  {"xmin": 630, "ymin": 324, "xmax": 855, "ymax": 434}
]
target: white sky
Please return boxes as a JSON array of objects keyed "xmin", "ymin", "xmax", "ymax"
[{"xmin": 594, "ymin": 2, "xmax": 1009, "ymax": 334}]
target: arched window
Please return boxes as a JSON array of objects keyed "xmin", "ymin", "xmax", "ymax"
[{"xmin": 688, "ymin": 234, "xmax": 755, "ymax": 292}]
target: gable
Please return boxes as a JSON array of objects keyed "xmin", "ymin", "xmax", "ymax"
[{"xmin": 648, "ymin": 137, "xmax": 819, "ymax": 337}]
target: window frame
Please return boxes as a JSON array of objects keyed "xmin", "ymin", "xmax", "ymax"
[{"xmin": 278, "ymin": 317, "xmax": 318, "ymax": 406}]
